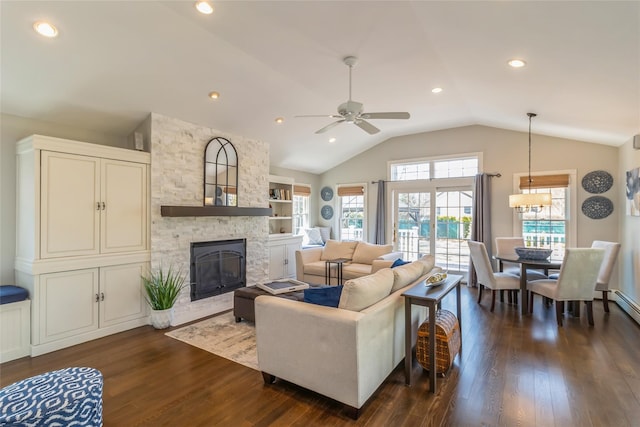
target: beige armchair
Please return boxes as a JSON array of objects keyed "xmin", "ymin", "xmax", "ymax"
[
  {"xmin": 527, "ymin": 248, "xmax": 604, "ymax": 326},
  {"xmin": 468, "ymin": 241, "xmax": 520, "ymax": 312}
]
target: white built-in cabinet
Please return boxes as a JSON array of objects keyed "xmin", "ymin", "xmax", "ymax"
[
  {"xmin": 268, "ymin": 235, "xmax": 303, "ymax": 280},
  {"xmin": 15, "ymin": 135, "xmax": 150, "ymax": 356},
  {"xmin": 40, "ymin": 152, "xmax": 147, "ymax": 258}
]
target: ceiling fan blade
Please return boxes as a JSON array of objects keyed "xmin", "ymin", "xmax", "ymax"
[
  {"xmin": 355, "ymin": 119, "xmax": 380, "ymax": 135},
  {"xmin": 360, "ymin": 112, "xmax": 410, "ymax": 120},
  {"xmin": 315, "ymin": 120, "xmax": 345, "ymax": 134},
  {"xmin": 295, "ymin": 114, "xmax": 343, "ymax": 118}
]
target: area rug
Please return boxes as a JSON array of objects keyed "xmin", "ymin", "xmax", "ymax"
[{"xmin": 165, "ymin": 312, "xmax": 258, "ymax": 370}]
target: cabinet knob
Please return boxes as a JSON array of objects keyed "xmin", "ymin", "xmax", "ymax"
[
  {"xmin": 101, "ymin": 202, "xmax": 106, "ymax": 210},
  {"xmin": 101, "ymin": 292, "xmax": 105, "ymax": 301},
  {"xmin": 95, "ymin": 293, "xmax": 100, "ymax": 302},
  {"xmin": 96, "ymin": 202, "xmax": 101, "ymax": 211}
]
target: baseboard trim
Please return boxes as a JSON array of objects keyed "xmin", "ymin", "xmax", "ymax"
[{"xmin": 614, "ymin": 290, "xmax": 640, "ymax": 326}]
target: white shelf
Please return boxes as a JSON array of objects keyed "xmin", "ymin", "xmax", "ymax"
[{"xmin": 270, "ymin": 216, "xmax": 292, "ymax": 220}]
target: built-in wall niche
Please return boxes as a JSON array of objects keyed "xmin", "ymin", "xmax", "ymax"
[{"xmin": 204, "ymin": 137, "xmax": 238, "ymax": 206}]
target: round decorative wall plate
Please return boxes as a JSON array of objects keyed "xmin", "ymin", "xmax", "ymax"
[
  {"xmin": 321, "ymin": 186, "xmax": 334, "ymax": 201},
  {"xmin": 321, "ymin": 205, "xmax": 334, "ymax": 220},
  {"xmin": 581, "ymin": 196, "xmax": 613, "ymax": 219},
  {"xmin": 581, "ymin": 170, "xmax": 613, "ymax": 194}
]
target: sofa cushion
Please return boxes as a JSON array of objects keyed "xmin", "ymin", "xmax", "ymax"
[
  {"xmin": 415, "ymin": 254, "xmax": 436, "ymax": 275},
  {"xmin": 391, "ymin": 261, "xmax": 425, "ymax": 292},
  {"xmin": 342, "ymin": 263, "xmax": 372, "ymax": 279},
  {"xmin": 338, "ymin": 268, "xmax": 394, "ymax": 312},
  {"xmin": 321, "ymin": 240, "xmax": 358, "ymax": 261},
  {"xmin": 304, "ymin": 285, "xmax": 343, "ymax": 307},
  {"xmin": 302, "ymin": 228, "xmax": 324, "ymax": 246},
  {"xmin": 351, "ymin": 242, "xmax": 393, "ymax": 264},
  {"xmin": 303, "ymin": 260, "xmax": 329, "ymax": 277}
]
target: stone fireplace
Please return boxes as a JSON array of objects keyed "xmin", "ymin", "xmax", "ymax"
[{"xmin": 146, "ymin": 113, "xmax": 270, "ymax": 325}]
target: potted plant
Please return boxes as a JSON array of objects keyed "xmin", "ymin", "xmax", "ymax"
[{"xmin": 142, "ymin": 265, "xmax": 186, "ymax": 329}]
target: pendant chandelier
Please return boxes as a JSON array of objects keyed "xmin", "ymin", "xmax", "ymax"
[{"xmin": 509, "ymin": 112, "xmax": 552, "ymax": 213}]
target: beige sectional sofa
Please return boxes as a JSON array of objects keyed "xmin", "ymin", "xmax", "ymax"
[
  {"xmin": 295, "ymin": 239, "xmax": 403, "ymax": 285},
  {"xmin": 255, "ymin": 255, "xmax": 439, "ymax": 418}
]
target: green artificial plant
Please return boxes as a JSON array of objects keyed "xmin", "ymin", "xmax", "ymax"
[{"xmin": 142, "ymin": 265, "xmax": 186, "ymax": 310}]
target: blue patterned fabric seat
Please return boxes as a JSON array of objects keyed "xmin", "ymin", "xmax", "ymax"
[{"xmin": 0, "ymin": 367, "xmax": 103, "ymax": 426}]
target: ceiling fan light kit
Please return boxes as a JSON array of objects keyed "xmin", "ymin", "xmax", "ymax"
[{"xmin": 296, "ymin": 56, "xmax": 410, "ymax": 135}]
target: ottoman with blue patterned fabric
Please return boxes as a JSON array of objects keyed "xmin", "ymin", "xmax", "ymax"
[{"xmin": 0, "ymin": 367, "xmax": 103, "ymax": 426}]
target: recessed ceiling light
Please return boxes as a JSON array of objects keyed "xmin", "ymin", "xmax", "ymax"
[
  {"xmin": 195, "ymin": 1, "xmax": 214, "ymax": 14},
  {"xmin": 508, "ymin": 59, "xmax": 526, "ymax": 68},
  {"xmin": 208, "ymin": 91, "xmax": 220, "ymax": 99},
  {"xmin": 329, "ymin": 137, "xmax": 336, "ymax": 143},
  {"xmin": 275, "ymin": 117, "xmax": 284, "ymax": 124},
  {"xmin": 431, "ymin": 87, "xmax": 443, "ymax": 94},
  {"xmin": 33, "ymin": 21, "xmax": 58, "ymax": 38}
]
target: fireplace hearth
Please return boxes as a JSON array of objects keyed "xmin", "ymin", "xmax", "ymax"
[{"xmin": 190, "ymin": 239, "xmax": 246, "ymax": 301}]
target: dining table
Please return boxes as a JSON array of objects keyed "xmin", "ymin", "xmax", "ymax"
[{"xmin": 493, "ymin": 254, "xmax": 563, "ymax": 315}]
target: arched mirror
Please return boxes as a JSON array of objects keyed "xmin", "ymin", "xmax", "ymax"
[{"xmin": 204, "ymin": 137, "xmax": 238, "ymax": 206}]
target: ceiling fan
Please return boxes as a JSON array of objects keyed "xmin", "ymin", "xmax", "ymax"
[{"xmin": 296, "ymin": 56, "xmax": 410, "ymax": 135}]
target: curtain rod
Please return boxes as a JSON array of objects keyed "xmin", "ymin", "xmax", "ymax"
[{"xmin": 371, "ymin": 172, "xmax": 501, "ymax": 184}]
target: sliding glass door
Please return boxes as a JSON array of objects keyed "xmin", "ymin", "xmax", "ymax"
[{"xmin": 391, "ymin": 186, "xmax": 473, "ymax": 274}]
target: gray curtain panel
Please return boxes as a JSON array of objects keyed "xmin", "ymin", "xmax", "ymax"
[
  {"xmin": 468, "ymin": 173, "xmax": 492, "ymax": 287},
  {"xmin": 374, "ymin": 180, "xmax": 386, "ymax": 244}
]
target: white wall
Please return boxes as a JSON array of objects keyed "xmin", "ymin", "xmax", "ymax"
[
  {"xmin": 618, "ymin": 136, "xmax": 640, "ymax": 318},
  {"xmin": 0, "ymin": 113, "xmax": 130, "ymax": 283}
]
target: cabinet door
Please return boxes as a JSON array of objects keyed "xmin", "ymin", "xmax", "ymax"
[
  {"xmin": 99, "ymin": 263, "xmax": 147, "ymax": 328},
  {"xmin": 285, "ymin": 243, "xmax": 299, "ymax": 278},
  {"xmin": 101, "ymin": 160, "xmax": 148, "ymax": 253},
  {"xmin": 39, "ymin": 269, "xmax": 99, "ymax": 343},
  {"xmin": 40, "ymin": 151, "xmax": 100, "ymax": 258},
  {"xmin": 268, "ymin": 244, "xmax": 285, "ymax": 280}
]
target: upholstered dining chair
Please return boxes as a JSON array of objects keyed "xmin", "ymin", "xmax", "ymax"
[
  {"xmin": 527, "ymin": 248, "xmax": 605, "ymax": 326},
  {"xmin": 468, "ymin": 241, "xmax": 520, "ymax": 312},
  {"xmin": 591, "ymin": 240, "xmax": 621, "ymax": 313}
]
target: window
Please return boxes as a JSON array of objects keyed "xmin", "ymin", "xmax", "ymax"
[
  {"xmin": 293, "ymin": 184, "xmax": 310, "ymax": 236},
  {"xmin": 390, "ymin": 154, "xmax": 479, "ymax": 181},
  {"xmin": 338, "ymin": 185, "xmax": 366, "ymax": 241},
  {"xmin": 515, "ymin": 172, "xmax": 575, "ymax": 259}
]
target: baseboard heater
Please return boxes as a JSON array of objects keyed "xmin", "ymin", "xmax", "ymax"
[{"xmin": 614, "ymin": 290, "xmax": 640, "ymax": 325}]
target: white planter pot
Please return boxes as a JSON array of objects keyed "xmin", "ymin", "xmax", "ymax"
[{"xmin": 150, "ymin": 308, "xmax": 173, "ymax": 329}]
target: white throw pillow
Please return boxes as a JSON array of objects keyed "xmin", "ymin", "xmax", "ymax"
[
  {"xmin": 303, "ymin": 228, "xmax": 324, "ymax": 246},
  {"xmin": 391, "ymin": 262, "xmax": 425, "ymax": 292},
  {"xmin": 339, "ymin": 268, "xmax": 394, "ymax": 312},
  {"xmin": 321, "ymin": 240, "xmax": 358, "ymax": 261},
  {"xmin": 315, "ymin": 226, "xmax": 331, "ymax": 243},
  {"xmin": 351, "ymin": 242, "xmax": 393, "ymax": 264},
  {"xmin": 415, "ymin": 254, "xmax": 436, "ymax": 275}
]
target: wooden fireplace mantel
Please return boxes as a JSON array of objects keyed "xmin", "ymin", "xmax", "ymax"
[{"xmin": 160, "ymin": 205, "xmax": 272, "ymax": 217}]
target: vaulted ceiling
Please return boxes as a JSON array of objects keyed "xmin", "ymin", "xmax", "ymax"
[{"xmin": 2, "ymin": 1, "xmax": 638, "ymax": 174}]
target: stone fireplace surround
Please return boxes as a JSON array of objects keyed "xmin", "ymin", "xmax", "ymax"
[{"xmin": 147, "ymin": 113, "xmax": 270, "ymax": 326}]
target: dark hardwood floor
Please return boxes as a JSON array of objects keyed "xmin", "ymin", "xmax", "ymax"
[{"xmin": 2, "ymin": 286, "xmax": 639, "ymax": 426}]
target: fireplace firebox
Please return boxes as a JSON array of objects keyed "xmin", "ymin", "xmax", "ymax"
[{"xmin": 190, "ymin": 239, "xmax": 246, "ymax": 301}]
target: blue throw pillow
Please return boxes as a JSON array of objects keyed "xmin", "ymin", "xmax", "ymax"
[
  {"xmin": 391, "ymin": 258, "xmax": 410, "ymax": 268},
  {"xmin": 304, "ymin": 285, "xmax": 343, "ymax": 307}
]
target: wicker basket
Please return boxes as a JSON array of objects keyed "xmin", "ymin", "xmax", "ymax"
[{"xmin": 416, "ymin": 309, "xmax": 460, "ymax": 374}]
